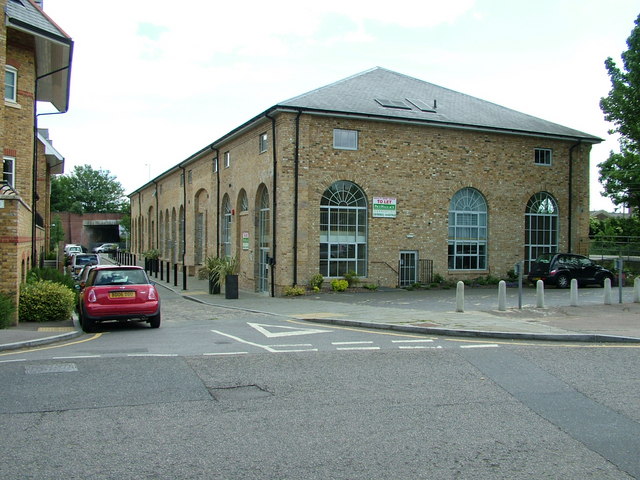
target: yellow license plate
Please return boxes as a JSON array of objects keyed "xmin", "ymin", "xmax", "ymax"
[{"xmin": 109, "ymin": 291, "xmax": 135, "ymax": 299}]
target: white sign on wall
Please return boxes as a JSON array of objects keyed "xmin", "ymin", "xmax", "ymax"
[{"xmin": 372, "ymin": 197, "xmax": 397, "ymax": 218}]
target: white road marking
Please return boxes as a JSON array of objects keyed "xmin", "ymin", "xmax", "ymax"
[
  {"xmin": 127, "ymin": 353, "xmax": 179, "ymax": 357},
  {"xmin": 398, "ymin": 345, "xmax": 444, "ymax": 350},
  {"xmin": 332, "ymin": 341, "xmax": 374, "ymax": 345},
  {"xmin": 53, "ymin": 355, "xmax": 100, "ymax": 359},
  {"xmin": 459, "ymin": 344, "xmax": 499, "ymax": 349},
  {"xmin": 270, "ymin": 348, "xmax": 319, "ymax": 353},
  {"xmin": 203, "ymin": 352, "xmax": 248, "ymax": 356},
  {"xmin": 247, "ymin": 323, "xmax": 332, "ymax": 338},
  {"xmin": 336, "ymin": 346, "xmax": 380, "ymax": 351},
  {"xmin": 212, "ymin": 330, "xmax": 317, "ymax": 353},
  {"xmin": 392, "ymin": 339, "xmax": 434, "ymax": 343}
]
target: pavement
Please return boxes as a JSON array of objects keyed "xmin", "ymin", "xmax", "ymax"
[{"xmin": 2, "ymin": 272, "xmax": 640, "ymax": 352}]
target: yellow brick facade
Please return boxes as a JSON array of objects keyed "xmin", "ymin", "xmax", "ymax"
[
  {"xmin": 131, "ymin": 109, "xmax": 594, "ymax": 295},
  {"xmin": 1, "ymin": 1, "xmax": 71, "ymax": 323}
]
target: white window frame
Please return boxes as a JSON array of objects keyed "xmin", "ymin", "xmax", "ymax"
[
  {"xmin": 535, "ymin": 148, "xmax": 552, "ymax": 166},
  {"xmin": 3, "ymin": 156, "xmax": 15, "ymax": 187},
  {"xmin": 319, "ymin": 180, "xmax": 368, "ymax": 277},
  {"xmin": 259, "ymin": 133, "xmax": 268, "ymax": 154},
  {"xmin": 213, "ymin": 157, "xmax": 218, "ymax": 173},
  {"xmin": 448, "ymin": 188, "xmax": 488, "ymax": 270},
  {"xmin": 221, "ymin": 195, "xmax": 232, "ymax": 257},
  {"xmin": 333, "ymin": 129, "xmax": 358, "ymax": 150},
  {"xmin": 224, "ymin": 151, "xmax": 230, "ymax": 168},
  {"xmin": 5, "ymin": 66, "xmax": 17, "ymax": 103}
]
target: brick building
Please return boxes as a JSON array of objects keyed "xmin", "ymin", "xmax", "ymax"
[
  {"xmin": 129, "ymin": 68, "xmax": 602, "ymax": 295},
  {"xmin": 1, "ymin": 0, "xmax": 72, "ymax": 320}
]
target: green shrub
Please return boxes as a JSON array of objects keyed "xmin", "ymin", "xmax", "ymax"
[
  {"xmin": 309, "ymin": 273, "xmax": 324, "ymax": 290},
  {"xmin": 197, "ymin": 267, "xmax": 209, "ymax": 280},
  {"xmin": 343, "ymin": 271, "xmax": 360, "ymax": 287},
  {"xmin": 143, "ymin": 249, "xmax": 160, "ymax": 260},
  {"xmin": 284, "ymin": 285, "xmax": 306, "ymax": 296},
  {"xmin": 19, "ymin": 280, "xmax": 75, "ymax": 322},
  {"xmin": 363, "ymin": 283, "xmax": 378, "ymax": 291},
  {"xmin": 331, "ymin": 279, "xmax": 349, "ymax": 292},
  {"xmin": 27, "ymin": 267, "xmax": 75, "ymax": 291},
  {"xmin": 0, "ymin": 292, "xmax": 16, "ymax": 329},
  {"xmin": 432, "ymin": 273, "xmax": 444, "ymax": 284}
]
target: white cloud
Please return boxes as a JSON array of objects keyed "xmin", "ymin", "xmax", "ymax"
[{"xmin": 38, "ymin": 0, "xmax": 638, "ymax": 212}]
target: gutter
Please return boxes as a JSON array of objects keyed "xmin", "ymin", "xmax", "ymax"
[
  {"xmin": 293, "ymin": 109, "xmax": 302, "ymax": 286},
  {"xmin": 568, "ymin": 141, "xmax": 582, "ymax": 252},
  {"xmin": 137, "ymin": 192, "xmax": 142, "ymax": 252},
  {"xmin": 265, "ymin": 112, "xmax": 277, "ymax": 297},
  {"xmin": 31, "ymin": 65, "xmax": 71, "ymax": 267},
  {"xmin": 152, "ymin": 180, "xmax": 159, "ymax": 251},
  {"xmin": 179, "ymin": 164, "xmax": 187, "ymax": 265},
  {"xmin": 211, "ymin": 147, "xmax": 219, "ymax": 257}
]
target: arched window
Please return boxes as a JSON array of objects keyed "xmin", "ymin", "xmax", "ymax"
[
  {"xmin": 256, "ymin": 186, "xmax": 270, "ymax": 292},
  {"xmin": 221, "ymin": 194, "xmax": 232, "ymax": 258},
  {"xmin": 525, "ymin": 192, "xmax": 558, "ymax": 272},
  {"xmin": 320, "ymin": 180, "xmax": 367, "ymax": 277},
  {"xmin": 238, "ymin": 189, "xmax": 249, "ymax": 213},
  {"xmin": 448, "ymin": 188, "xmax": 487, "ymax": 270}
]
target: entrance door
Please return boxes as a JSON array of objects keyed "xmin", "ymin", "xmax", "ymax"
[
  {"xmin": 399, "ymin": 251, "xmax": 418, "ymax": 287},
  {"xmin": 258, "ymin": 248, "xmax": 269, "ymax": 293}
]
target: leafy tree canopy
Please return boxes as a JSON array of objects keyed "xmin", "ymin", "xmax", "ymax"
[
  {"xmin": 599, "ymin": 14, "xmax": 640, "ymax": 212},
  {"xmin": 51, "ymin": 164, "xmax": 127, "ymax": 214}
]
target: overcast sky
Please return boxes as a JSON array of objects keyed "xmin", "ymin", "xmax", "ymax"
[{"xmin": 39, "ymin": 0, "xmax": 639, "ymax": 212}]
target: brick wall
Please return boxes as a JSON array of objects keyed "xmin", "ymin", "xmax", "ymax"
[{"xmin": 131, "ymin": 111, "xmax": 592, "ymax": 294}]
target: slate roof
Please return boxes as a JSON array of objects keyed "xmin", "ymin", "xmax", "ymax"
[
  {"xmin": 277, "ymin": 67, "xmax": 602, "ymax": 143},
  {"xmin": 5, "ymin": 0, "xmax": 69, "ymax": 42},
  {"xmin": 4, "ymin": 0, "xmax": 73, "ymax": 112}
]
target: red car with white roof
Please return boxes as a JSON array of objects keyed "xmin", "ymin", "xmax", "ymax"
[{"xmin": 78, "ymin": 265, "xmax": 160, "ymax": 332}]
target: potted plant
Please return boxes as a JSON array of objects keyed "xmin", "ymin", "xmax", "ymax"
[
  {"xmin": 214, "ymin": 256, "xmax": 240, "ymax": 299},
  {"xmin": 143, "ymin": 249, "xmax": 160, "ymax": 274},
  {"xmin": 203, "ymin": 256, "xmax": 223, "ymax": 294}
]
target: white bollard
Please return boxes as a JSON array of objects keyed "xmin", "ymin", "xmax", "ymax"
[
  {"xmin": 536, "ymin": 280, "xmax": 545, "ymax": 308},
  {"xmin": 498, "ymin": 280, "xmax": 506, "ymax": 311},
  {"xmin": 634, "ymin": 277, "xmax": 640, "ymax": 303},
  {"xmin": 456, "ymin": 281, "xmax": 465, "ymax": 313},
  {"xmin": 570, "ymin": 278, "xmax": 579, "ymax": 306},
  {"xmin": 604, "ymin": 277, "xmax": 612, "ymax": 305}
]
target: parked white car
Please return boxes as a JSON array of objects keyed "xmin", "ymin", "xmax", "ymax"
[
  {"xmin": 64, "ymin": 244, "xmax": 83, "ymax": 256},
  {"xmin": 69, "ymin": 253, "xmax": 101, "ymax": 278}
]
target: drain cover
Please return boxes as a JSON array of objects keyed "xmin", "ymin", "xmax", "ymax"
[{"xmin": 209, "ymin": 385, "xmax": 272, "ymax": 401}]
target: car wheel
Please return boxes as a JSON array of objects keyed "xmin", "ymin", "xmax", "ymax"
[
  {"xmin": 81, "ymin": 309, "xmax": 96, "ymax": 333},
  {"xmin": 148, "ymin": 313, "xmax": 161, "ymax": 329},
  {"xmin": 556, "ymin": 274, "xmax": 570, "ymax": 289}
]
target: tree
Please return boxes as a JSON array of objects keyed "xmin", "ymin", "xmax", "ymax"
[
  {"xmin": 599, "ymin": 13, "xmax": 640, "ymax": 212},
  {"xmin": 51, "ymin": 165, "xmax": 127, "ymax": 213},
  {"xmin": 49, "ymin": 214, "xmax": 64, "ymax": 251}
]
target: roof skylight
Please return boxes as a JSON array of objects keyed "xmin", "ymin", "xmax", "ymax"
[
  {"xmin": 406, "ymin": 98, "xmax": 437, "ymax": 113},
  {"xmin": 375, "ymin": 98, "xmax": 411, "ymax": 110}
]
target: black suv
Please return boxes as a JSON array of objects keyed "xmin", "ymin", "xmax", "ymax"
[{"xmin": 527, "ymin": 253, "xmax": 614, "ymax": 288}]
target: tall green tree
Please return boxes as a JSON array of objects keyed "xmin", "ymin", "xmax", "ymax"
[
  {"xmin": 599, "ymin": 13, "xmax": 640, "ymax": 212},
  {"xmin": 51, "ymin": 164, "xmax": 127, "ymax": 213}
]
